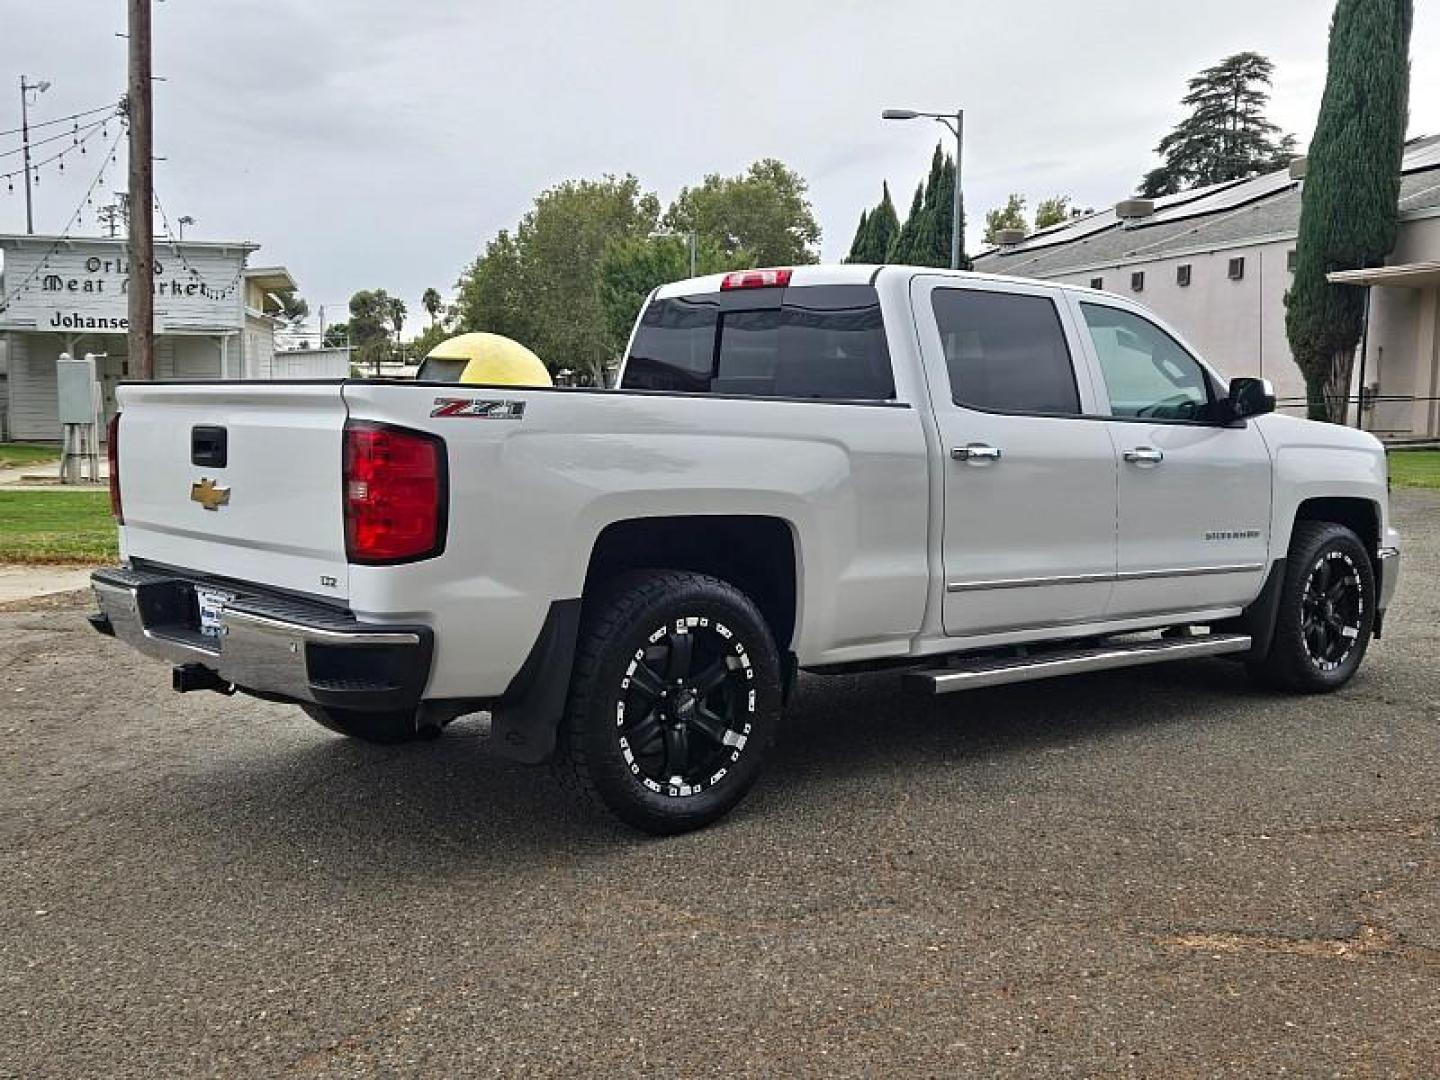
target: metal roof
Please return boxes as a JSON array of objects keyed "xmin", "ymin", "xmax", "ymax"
[{"xmin": 975, "ymin": 135, "xmax": 1440, "ymax": 279}]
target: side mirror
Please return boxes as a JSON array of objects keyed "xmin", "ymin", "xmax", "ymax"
[{"xmin": 1226, "ymin": 376, "xmax": 1275, "ymax": 420}]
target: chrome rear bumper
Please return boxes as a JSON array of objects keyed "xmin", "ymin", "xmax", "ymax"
[{"xmin": 90, "ymin": 566, "xmax": 432, "ymax": 711}]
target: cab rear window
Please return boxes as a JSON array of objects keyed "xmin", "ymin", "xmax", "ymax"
[{"xmin": 622, "ymin": 285, "xmax": 895, "ymax": 401}]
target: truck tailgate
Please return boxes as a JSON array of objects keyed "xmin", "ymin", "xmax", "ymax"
[{"xmin": 115, "ymin": 382, "xmax": 350, "ymax": 600}]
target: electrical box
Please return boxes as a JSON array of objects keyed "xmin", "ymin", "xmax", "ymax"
[{"xmin": 56, "ymin": 353, "xmax": 100, "ymax": 426}]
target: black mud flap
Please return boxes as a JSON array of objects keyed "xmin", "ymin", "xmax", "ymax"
[{"xmin": 487, "ymin": 599, "xmax": 582, "ymax": 765}]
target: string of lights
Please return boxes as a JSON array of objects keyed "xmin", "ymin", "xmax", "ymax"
[
  {"xmin": 1, "ymin": 113, "xmax": 116, "ymax": 187},
  {"xmin": 0, "ymin": 124, "xmax": 127, "ymax": 314},
  {"xmin": 0, "ymin": 101, "xmax": 120, "ymax": 140},
  {"xmin": 152, "ymin": 190, "xmax": 245, "ymax": 299},
  {"xmin": 0, "ymin": 112, "xmax": 116, "ymax": 160}
]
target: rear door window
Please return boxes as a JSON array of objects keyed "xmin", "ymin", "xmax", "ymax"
[
  {"xmin": 623, "ymin": 285, "xmax": 895, "ymax": 400},
  {"xmin": 931, "ymin": 288, "xmax": 1081, "ymax": 415}
]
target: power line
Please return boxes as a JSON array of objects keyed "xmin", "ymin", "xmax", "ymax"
[
  {"xmin": 1, "ymin": 115, "xmax": 116, "ymax": 184},
  {"xmin": 0, "ymin": 101, "xmax": 119, "ymax": 140},
  {"xmin": 0, "ymin": 112, "xmax": 116, "ymax": 160}
]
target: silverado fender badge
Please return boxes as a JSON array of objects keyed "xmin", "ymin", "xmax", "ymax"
[
  {"xmin": 430, "ymin": 397, "xmax": 526, "ymax": 419},
  {"xmin": 190, "ymin": 477, "xmax": 231, "ymax": 511}
]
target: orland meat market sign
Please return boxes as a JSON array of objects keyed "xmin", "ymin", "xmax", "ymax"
[{"xmin": 0, "ymin": 236, "xmax": 254, "ymax": 333}]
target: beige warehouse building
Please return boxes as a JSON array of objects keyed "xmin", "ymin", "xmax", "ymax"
[{"xmin": 974, "ymin": 135, "xmax": 1440, "ymax": 438}]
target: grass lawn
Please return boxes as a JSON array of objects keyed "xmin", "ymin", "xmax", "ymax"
[
  {"xmin": 1389, "ymin": 450, "xmax": 1440, "ymax": 490},
  {"xmin": 0, "ymin": 443, "xmax": 60, "ymax": 471},
  {"xmin": 0, "ymin": 491, "xmax": 117, "ymax": 564}
]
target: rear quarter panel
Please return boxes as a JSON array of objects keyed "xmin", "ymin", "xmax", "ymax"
[{"xmin": 341, "ymin": 383, "xmax": 930, "ymax": 698}]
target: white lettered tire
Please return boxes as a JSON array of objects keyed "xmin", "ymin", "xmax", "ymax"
[{"xmin": 553, "ymin": 570, "xmax": 783, "ymax": 835}]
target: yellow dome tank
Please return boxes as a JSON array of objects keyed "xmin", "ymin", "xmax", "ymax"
[{"xmin": 416, "ymin": 332, "xmax": 551, "ymax": 386}]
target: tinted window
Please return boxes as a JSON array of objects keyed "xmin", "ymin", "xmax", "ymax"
[
  {"xmin": 415, "ymin": 357, "xmax": 469, "ymax": 382},
  {"xmin": 1080, "ymin": 303, "xmax": 1212, "ymax": 421},
  {"xmin": 622, "ymin": 296, "xmax": 718, "ymax": 392},
  {"xmin": 622, "ymin": 286, "xmax": 895, "ymax": 401},
  {"xmin": 931, "ymin": 289, "xmax": 1080, "ymax": 415}
]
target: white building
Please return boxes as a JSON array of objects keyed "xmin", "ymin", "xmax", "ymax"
[
  {"xmin": 0, "ymin": 235, "xmax": 342, "ymax": 441},
  {"xmin": 973, "ymin": 135, "xmax": 1440, "ymax": 439}
]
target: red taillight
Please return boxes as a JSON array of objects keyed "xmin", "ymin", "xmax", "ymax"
[
  {"xmin": 107, "ymin": 412, "xmax": 123, "ymax": 523},
  {"xmin": 720, "ymin": 267, "xmax": 793, "ymax": 291},
  {"xmin": 343, "ymin": 422, "xmax": 447, "ymax": 564}
]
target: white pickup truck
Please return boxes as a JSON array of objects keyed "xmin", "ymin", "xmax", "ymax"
[{"xmin": 91, "ymin": 264, "xmax": 1401, "ymax": 833}]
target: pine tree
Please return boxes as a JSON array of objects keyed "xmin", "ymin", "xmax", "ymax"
[
  {"xmin": 1139, "ymin": 52, "xmax": 1296, "ymax": 197},
  {"xmin": 1285, "ymin": 0, "xmax": 1413, "ymax": 421},
  {"xmin": 918, "ymin": 148, "xmax": 965, "ymax": 268}
]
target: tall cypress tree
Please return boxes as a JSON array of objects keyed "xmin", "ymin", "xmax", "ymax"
[
  {"xmin": 918, "ymin": 150, "xmax": 967, "ymax": 269},
  {"xmin": 845, "ymin": 209, "xmax": 870, "ymax": 263},
  {"xmin": 887, "ymin": 182, "xmax": 926, "ymax": 264},
  {"xmin": 864, "ymin": 182, "xmax": 900, "ymax": 262},
  {"xmin": 1285, "ymin": 0, "xmax": 1412, "ymax": 421}
]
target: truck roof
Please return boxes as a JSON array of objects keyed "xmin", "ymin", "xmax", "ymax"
[{"xmin": 651, "ymin": 263, "xmax": 1059, "ymax": 300}]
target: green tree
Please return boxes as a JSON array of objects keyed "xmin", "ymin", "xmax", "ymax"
[
  {"xmin": 916, "ymin": 146, "xmax": 964, "ymax": 268},
  {"xmin": 422, "ymin": 287, "xmax": 443, "ymax": 326},
  {"xmin": 845, "ymin": 209, "xmax": 870, "ymax": 262},
  {"xmin": 845, "ymin": 182, "xmax": 901, "ymax": 263},
  {"xmin": 348, "ymin": 289, "xmax": 397, "ymax": 374},
  {"xmin": 984, "ymin": 194, "xmax": 1029, "ymax": 244},
  {"xmin": 595, "ymin": 234, "xmax": 732, "ymax": 360},
  {"xmin": 321, "ymin": 321, "xmax": 348, "ymax": 348},
  {"xmin": 1285, "ymin": 0, "xmax": 1413, "ymax": 421},
  {"xmin": 664, "ymin": 158, "xmax": 820, "ymax": 266},
  {"xmin": 272, "ymin": 289, "xmax": 309, "ymax": 328},
  {"xmin": 1140, "ymin": 52, "xmax": 1296, "ymax": 197},
  {"xmin": 455, "ymin": 175, "xmax": 662, "ymax": 383},
  {"xmin": 887, "ymin": 183, "xmax": 926, "ymax": 264},
  {"xmin": 1033, "ymin": 195, "xmax": 1072, "ymax": 230}
]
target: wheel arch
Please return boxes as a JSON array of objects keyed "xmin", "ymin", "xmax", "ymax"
[
  {"xmin": 1290, "ymin": 496, "xmax": 1380, "ymax": 561},
  {"xmin": 582, "ymin": 514, "xmax": 800, "ymax": 656}
]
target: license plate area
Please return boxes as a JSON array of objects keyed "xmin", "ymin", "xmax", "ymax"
[{"xmin": 195, "ymin": 586, "xmax": 236, "ymax": 638}]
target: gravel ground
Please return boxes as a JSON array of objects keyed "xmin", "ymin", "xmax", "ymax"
[{"xmin": 2, "ymin": 491, "xmax": 1437, "ymax": 1078}]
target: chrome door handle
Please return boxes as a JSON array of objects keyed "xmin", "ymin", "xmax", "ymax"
[
  {"xmin": 1123, "ymin": 447, "xmax": 1164, "ymax": 465},
  {"xmin": 952, "ymin": 444, "xmax": 1002, "ymax": 463}
]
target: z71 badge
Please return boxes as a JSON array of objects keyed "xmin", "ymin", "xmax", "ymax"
[{"xmin": 430, "ymin": 398, "xmax": 526, "ymax": 419}]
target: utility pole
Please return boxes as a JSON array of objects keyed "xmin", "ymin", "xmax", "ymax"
[
  {"xmin": 126, "ymin": 0, "xmax": 155, "ymax": 380},
  {"xmin": 19, "ymin": 76, "xmax": 50, "ymax": 235}
]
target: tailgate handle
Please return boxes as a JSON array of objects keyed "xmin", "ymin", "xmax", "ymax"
[{"xmin": 191, "ymin": 425, "xmax": 228, "ymax": 468}]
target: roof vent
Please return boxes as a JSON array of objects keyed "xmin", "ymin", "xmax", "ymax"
[
  {"xmin": 1114, "ymin": 198, "xmax": 1156, "ymax": 221},
  {"xmin": 1288, "ymin": 156, "xmax": 1308, "ymax": 180},
  {"xmin": 995, "ymin": 228, "xmax": 1028, "ymax": 248}
]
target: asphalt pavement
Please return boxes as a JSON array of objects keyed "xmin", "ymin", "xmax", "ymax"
[{"xmin": 2, "ymin": 491, "xmax": 1437, "ymax": 1077}]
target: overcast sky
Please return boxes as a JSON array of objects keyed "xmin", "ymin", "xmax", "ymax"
[{"xmin": 3, "ymin": 0, "xmax": 1438, "ymax": 335}]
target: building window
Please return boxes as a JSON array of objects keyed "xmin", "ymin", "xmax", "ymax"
[
  {"xmin": 1287, "ymin": 249, "xmax": 1298, "ymax": 272},
  {"xmin": 1176, "ymin": 264, "xmax": 1192, "ymax": 287},
  {"xmin": 1228, "ymin": 257, "xmax": 1246, "ymax": 281},
  {"xmin": 1090, "ymin": 277, "xmax": 1104, "ymax": 290},
  {"xmin": 1131, "ymin": 271, "xmax": 1145, "ymax": 292}
]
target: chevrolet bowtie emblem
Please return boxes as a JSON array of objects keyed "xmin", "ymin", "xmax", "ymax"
[{"xmin": 190, "ymin": 477, "xmax": 231, "ymax": 511}]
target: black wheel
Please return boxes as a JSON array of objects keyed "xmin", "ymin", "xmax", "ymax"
[
  {"xmin": 1249, "ymin": 521, "xmax": 1375, "ymax": 693},
  {"xmin": 301, "ymin": 704, "xmax": 436, "ymax": 744},
  {"xmin": 553, "ymin": 570, "xmax": 783, "ymax": 835}
]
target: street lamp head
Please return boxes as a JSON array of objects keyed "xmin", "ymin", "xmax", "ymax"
[
  {"xmin": 882, "ymin": 109, "xmax": 919, "ymax": 121},
  {"xmin": 37, "ymin": 81, "xmax": 51, "ymax": 93}
]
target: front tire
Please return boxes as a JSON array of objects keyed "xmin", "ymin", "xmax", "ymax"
[
  {"xmin": 553, "ymin": 571, "xmax": 783, "ymax": 835},
  {"xmin": 1249, "ymin": 521, "xmax": 1375, "ymax": 693}
]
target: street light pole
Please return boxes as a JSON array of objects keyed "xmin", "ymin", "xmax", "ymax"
[
  {"xmin": 882, "ymin": 107, "xmax": 965, "ymax": 270},
  {"xmin": 19, "ymin": 76, "xmax": 50, "ymax": 235}
]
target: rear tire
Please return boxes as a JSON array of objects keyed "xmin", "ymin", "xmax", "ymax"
[
  {"xmin": 553, "ymin": 570, "xmax": 783, "ymax": 835},
  {"xmin": 1247, "ymin": 521, "xmax": 1375, "ymax": 693},
  {"xmin": 301, "ymin": 704, "xmax": 436, "ymax": 744}
]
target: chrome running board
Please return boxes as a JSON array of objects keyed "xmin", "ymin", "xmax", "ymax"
[{"xmin": 909, "ymin": 633, "xmax": 1252, "ymax": 695}]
